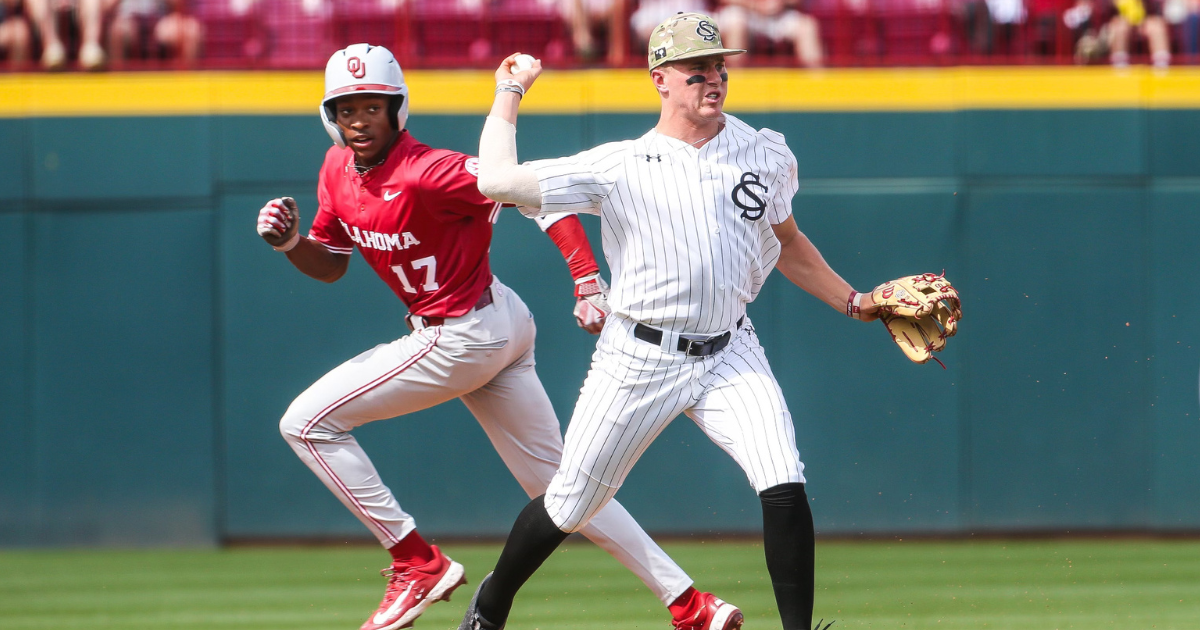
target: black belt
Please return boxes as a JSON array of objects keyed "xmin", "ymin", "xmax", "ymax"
[
  {"xmin": 633, "ymin": 316, "xmax": 744, "ymax": 357},
  {"xmin": 405, "ymin": 287, "xmax": 494, "ymax": 331}
]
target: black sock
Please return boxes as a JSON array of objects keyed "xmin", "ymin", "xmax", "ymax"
[
  {"xmin": 477, "ymin": 495, "xmax": 570, "ymax": 627},
  {"xmin": 760, "ymin": 482, "xmax": 815, "ymax": 630}
]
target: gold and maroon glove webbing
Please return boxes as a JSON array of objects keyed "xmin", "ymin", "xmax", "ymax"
[{"xmin": 870, "ymin": 273, "xmax": 962, "ymax": 367}]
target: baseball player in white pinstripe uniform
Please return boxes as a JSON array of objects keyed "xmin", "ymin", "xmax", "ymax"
[{"xmin": 460, "ymin": 13, "xmax": 893, "ymax": 630}]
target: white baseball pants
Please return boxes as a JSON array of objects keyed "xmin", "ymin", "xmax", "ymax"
[
  {"xmin": 544, "ymin": 315, "xmax": 806, "ymax": 532},
  {"xmin": 278, "ymin": 278, "xmax": 692, "ymax": 604}
]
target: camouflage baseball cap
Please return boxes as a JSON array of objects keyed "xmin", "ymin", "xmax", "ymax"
[{"xmin": 647, "ymin": 12, "xmax": 745, "ymax": 70}]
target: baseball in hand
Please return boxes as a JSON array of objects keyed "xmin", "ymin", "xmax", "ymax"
[{"xmin": 513, "ymin": 54, "xmax": 537, "ymax": 72}]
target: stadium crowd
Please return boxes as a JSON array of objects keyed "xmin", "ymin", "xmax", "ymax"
[{"xmin": 1, "ymin": 0, "xmax": 1195, "ymax": 70}]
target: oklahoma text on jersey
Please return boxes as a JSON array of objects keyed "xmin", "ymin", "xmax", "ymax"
[{"xmin": 338, "ymin": 218, "xmax": 422, "ymax": 252}]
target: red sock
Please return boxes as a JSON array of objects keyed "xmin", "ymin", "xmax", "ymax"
[
  {"xmin": 668, "ymin": 587, "xmax": 701, "ymax": 621},
  {"xmin": 388, "ymin": 530, "xmax": 436, "ymax": 567}
]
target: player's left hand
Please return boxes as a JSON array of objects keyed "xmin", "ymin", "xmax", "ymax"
[
  {"xmin": 870, "ymin": 272, "xmax": 962, "ymax": 366},
  {"xmin": 573, "ymin": 273, "xmax": 610, "ymax": 334}
]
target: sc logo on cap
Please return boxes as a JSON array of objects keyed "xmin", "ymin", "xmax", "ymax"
[{"xmin": 696, "ymin": 20, "xmax": 717, "ymax": 41}]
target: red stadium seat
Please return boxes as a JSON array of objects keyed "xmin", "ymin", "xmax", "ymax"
[
  {"xmin": 409, "ymin": 1, "xmax": 489, "ymax": 63},
  {"xmin": 259, "ymin": 0, "xmax": 335, "ymax": 68},
  {"xmin": 811, "ymin": 5, "xmax": 883, "ymax": 65},
  {"xmin": 195, "ymin": 0, "xmax": 265, "ymax": 67},
  {"xmin": 489, "ymin": 0, "xmax": 569, "ymax": 63},
  {"xmin": 332, "ymin": 0, "xmax": 399, "ymax": 53},
  {"xmin": 879, "ymin": 6, "xmax": 949, "ymax": 64}
]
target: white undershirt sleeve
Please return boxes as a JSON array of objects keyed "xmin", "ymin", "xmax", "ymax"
[
  {"xmin": 478, "ymin": 115, "xmax": 543, "ymax": 211},
  {"xmin": 532, "ymin": 213, "xmax": 573, "ymax": 231}
]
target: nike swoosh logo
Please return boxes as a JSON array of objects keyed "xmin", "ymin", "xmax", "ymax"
[
  {"xmin": 384, "ymin": 190, "xmax": 402, "ymax": 201},
  {"xmin": 372, "ymin": 584, "xmax": 414, "ymax": 625}
]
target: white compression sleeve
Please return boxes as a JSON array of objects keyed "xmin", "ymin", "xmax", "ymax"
[{"xmin": 478, "ymin": 115, "xmax": 543, "ymax": 210}]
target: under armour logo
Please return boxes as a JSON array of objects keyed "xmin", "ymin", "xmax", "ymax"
[
  {"xmin": 696, "ymin": 20, "xmax": 717, "ymax": 42},
  {"xmin": 347, "ymin": 56, "xmax": 366, "ymax": 78},
  {"xmin": 732, "ymin": 171, "xmax": 768, "ymax": 220},
  {"xmin": 640, "ymin": 154, "xmax": 662, "ymax": 162}
]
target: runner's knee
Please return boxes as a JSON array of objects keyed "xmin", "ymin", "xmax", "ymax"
[
  {"xmin": 278, "ymin": 406, "xmax": 309, "ymax": 443},
  {"xmin": 278, "ymin": 401, "xmax": 344, "ymax": 444}
]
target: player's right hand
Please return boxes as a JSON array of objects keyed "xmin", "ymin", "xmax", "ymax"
[
  {"xmin": 257, "ymin": 197, "xmax": 300, "ymax": 251},
  {"xmin": 496, "ymin": 52, "xmax": 542, "ymax": 93},
  {"xmin": 573, "ymin": 273, "xmax": 611, "ymax": 335}
]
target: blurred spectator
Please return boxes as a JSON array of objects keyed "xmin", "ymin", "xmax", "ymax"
[
  {"xmin": 546, "ymin": 0, "xmax": 708, "ymax": 62},
  {"xmin": 1107, "ymin": 0, "xmax": 1170, "ymax": 66},
  {"xmin": 1186, "ymin": 0, "xmax": 1199, "ymax": 55},
  {"xmin": 225, "ymin": 0, "xmax": 323, "ymax": 13},
  {"xmin": 548, "ymin": 0, "xmax": 623, "ymax": 61},
  {"xmin": 26, "ymin": 0, "xmax": 120, "ymax": 69},
  {"xmin": 1064, "ymin": 0, "xmax": 1107, "ymax": 60},
  {"xmin": 1162, "ymin": 0, "xmax": 1196, "ymax": 54},
  {"xmin": 1027, "ymin": 0, "xmax": 1072, "ymax": 55},
  {"xmin": 630, "ymin": 0, "xmax": 708, "ymax": 43},
  {"xmin": 225, "ymin": 0, "xmax": 329, "ymax": 67},
  {"xmin": 716, "ymin": 0, "xmax": 823, "ymax": 66},
  {"xmin": 963, "ymin": 0, "xmax": 1025, "ymax": 55},
  {"xmin": 109, "ymin": 0, "xmax": 202, "ymax": 67},
  {"xmin": 0, "ymin": 0, "xmax": 33, "ymax": 67}
]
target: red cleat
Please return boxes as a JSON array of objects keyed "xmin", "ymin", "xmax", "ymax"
[
  {"xmin": 672, "ymin": 592, "xmax": 744, "ymax": 630},
  {"xmin": 360, "ymin": 545, "xmax": 466, "ymax": 630}
]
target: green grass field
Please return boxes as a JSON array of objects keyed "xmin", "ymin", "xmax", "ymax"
[{"xmin": 2, "ymin": 539, "xmax": 1198, "ymax": 630}]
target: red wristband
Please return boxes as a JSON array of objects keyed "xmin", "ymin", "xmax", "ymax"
[{"xmin": 846, "ymin": 291, "xmax": 864, "ymax": 319}]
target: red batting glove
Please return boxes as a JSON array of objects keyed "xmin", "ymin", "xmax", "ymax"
[{"xmin": 574, "ymin": 273, "xmax": 610, "ymax": 334}]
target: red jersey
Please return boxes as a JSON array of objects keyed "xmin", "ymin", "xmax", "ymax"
[{"xmin": 309, "ymin": 131, "xmax": 501, "ymax": 318}]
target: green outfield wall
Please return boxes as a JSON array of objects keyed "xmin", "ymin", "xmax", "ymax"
[{"xmin": 1, "ymin": 70, "xmax": 1199, "ymax": 547}]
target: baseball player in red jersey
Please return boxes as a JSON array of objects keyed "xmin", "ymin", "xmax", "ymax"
[{"xmin": 256, "ymin": 43, "xmax": 738, "ymax": 630}]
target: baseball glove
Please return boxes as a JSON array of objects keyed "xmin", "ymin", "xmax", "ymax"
[{"xmin": 871, "ymin": 273, "xmax": 962, "ymax": 367}]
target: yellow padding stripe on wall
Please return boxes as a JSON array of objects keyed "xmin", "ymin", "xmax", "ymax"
[{"xmin": 3, "ymin": 66, "xmax": 1200, "ymax": 117}]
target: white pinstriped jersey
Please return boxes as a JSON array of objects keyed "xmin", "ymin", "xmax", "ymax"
[{"xmin": 527, "ymin": 114, "xmax": 799, "ymax": 335}]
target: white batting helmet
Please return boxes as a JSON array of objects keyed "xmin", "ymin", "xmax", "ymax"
[{"xmin": 320, "ymin": 43, "xmax": 409, "ymax": 147}]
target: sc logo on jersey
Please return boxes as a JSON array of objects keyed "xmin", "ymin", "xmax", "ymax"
[{"xmin": 732, "ymin": 172, "xmax": 768, "ymax": 220}]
